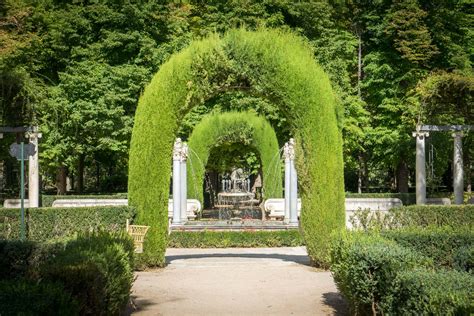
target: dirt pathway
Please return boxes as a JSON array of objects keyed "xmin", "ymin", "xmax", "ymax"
[{"xmin": 131, "ymin": 247, "xmax": 348, "ymax": 315}]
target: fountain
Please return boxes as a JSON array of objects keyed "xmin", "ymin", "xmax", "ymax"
[{"xmin": 215, "ymin": 168, "xmax": 261, "ymax": 220}]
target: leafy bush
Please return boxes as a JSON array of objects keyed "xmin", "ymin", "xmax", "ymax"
[
  {"xmin": 186, "ymin": 111, "xmax": 282, "ymax": 203},
  {"xmin": 382, "ymin": 227, "xmax": 473, "ymax": 268},
  {"xmin": 393, "ymin": 268, "xmax": 474, "ymax": 315},
  {"xmin": 330, "ymin": 231, "xmax": 432, "ymax": 314},
  {"xmin": 168, "ymin": 230, "xmax": 303, "ymax": 248},
  {"xmin": 453, "ymin": 246, "xmax": 474, "ymax": 273},
  {"xmin": 41, "ymin": 231, "xmax": 134, "ymax": 315},
  {"xmin": 41, "ymin": 193, "xmax": 127, "ymax": 207},
  {"xmin": 0, "ymin": 231, "xmax": 134, "ymax": 315},
  {"xmin": 129, "ymin": 29, "xmax": 345, "ymax": 267},
  {"xmin": 0, "ymin": 206, "xmax": 135, "ymax": 241},
  {"xmin": 0, "ymin": 279, "xmax": 80, "ymax": 315},
  {"xmin": 349, "ymin": 205, "xmax": 474, "ymax": 231}
]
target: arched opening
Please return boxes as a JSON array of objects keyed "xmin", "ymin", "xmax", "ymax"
[{"xmin": 129, "ymin": 29, "xmax": 344, "ymax": 267}]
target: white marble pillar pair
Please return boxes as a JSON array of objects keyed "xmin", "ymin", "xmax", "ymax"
[
  {"xmin": 172, "ymin": 138, "xmax": 188, "ymax": 224},
  {"xmin": 413, "ymin": 130, "xmax": 464, "ymax": 205},
  {"xmin": 284, "ymin": 138, "xmax": 298, "ymax": 225}
]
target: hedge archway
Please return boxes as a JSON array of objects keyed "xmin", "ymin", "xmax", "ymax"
[
  {"xmin": 186, "ymin": 111, "xmax": 282, "ymax": 204},
  {"xmin": 129, "ymin": 29, "xmax": 345, "ymax": 267}
]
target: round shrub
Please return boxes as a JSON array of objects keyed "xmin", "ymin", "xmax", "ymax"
[
  {"xmin": 129, "ymin": 28, "xmax": 345, "ymax": 267},
  {"xmin": 186, "ymin": 111, "xmax": 282, "ymax": 203}
]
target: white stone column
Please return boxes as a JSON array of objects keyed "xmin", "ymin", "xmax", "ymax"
[
  {"xmin": 172, "ymin": 138, "xmax": 182, "ymax": 224},
  {"xmin": 413, "ymin": 131, "xmax": 429, "ymax": 205},
  {"xmin": 284, "ymin": 142, "xmax": 291, "ymax": 223},
  {"xmin": 452, "ymin": 132, "xmax": 464, "ymax": 204},
  {"xmin": 28, "ymin": 132, "xmax": 41, "ymax": 208},
  {"xmin": 289, "ymin": 138, "xmax": 298, "ymax": 225},
  {"xmin": 180, "ymin": 143, "xmax": 188, "ymax": 222}
]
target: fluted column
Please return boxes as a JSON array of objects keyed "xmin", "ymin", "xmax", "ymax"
[
  {"xmin": 283, "ymin": 142, "xmax": 291, "ymax": 223},
  {"xmin": 180, "ymin": 143, "xmax": 188, "ymax": 222},
  {"xmin": 288, "ymin": 138, "xmax": 298, "ymax": 224},
  {"xmin": 27, "ymin": 132, "xmax": 41, "ymax": 208},
  {"xmin": 172, "ymin": 138, "xmax": 182, "ymax": 224},
  {"xmin": 412, "ymin": 131, "xmax": 429, "ymax": 205},
  {"xmin": 452, "ymin": 132, "xmax": 464, "ymax": 204}
]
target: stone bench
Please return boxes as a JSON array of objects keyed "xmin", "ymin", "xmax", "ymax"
[
  {"xmin": 3, "ymin": 199, "xmax": 30, "ymax": 208},
  {"xmin": 51, "ymin": 198, "xmax": 201, "ymax": 221},
  {"xmin": 264, "ymin": 198, "xmax": 301, "ymax": 220},
  {"xmin": 426, "ymin": 198, "xmax": 451, "ymax": 205}
]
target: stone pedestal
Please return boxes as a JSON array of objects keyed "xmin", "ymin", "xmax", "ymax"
[
  {"xmin": 452, "ymin": 132, "xmax": 464, "ymax": 204},
  {"xmin": 27, "ymin": 132, "xmax": 41, "ymax": 208},
  {"xmin": 172, "ymin": 139, "xmax": 182, "ymax": 224},
  {"xmin": 413, "ymin": 131, "xmax": 429, "ymax": 205}
]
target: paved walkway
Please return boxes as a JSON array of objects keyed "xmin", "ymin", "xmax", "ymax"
[{"xmin": 131, "ymin": 247, "xmax": 348, "ymax": 315}]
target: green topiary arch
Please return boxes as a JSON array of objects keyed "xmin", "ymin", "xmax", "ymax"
[
  {"xmin": 186, "ymin": 111, "xmax": 283, "ymax": 204},
  {"xmin": 129, "ymin": 29, "xmax": 345, "ymax": 267}
]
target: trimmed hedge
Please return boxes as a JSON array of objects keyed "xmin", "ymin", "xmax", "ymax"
[
  {"xmin": 0, "ymin": 206, "xmax": 135, "ymax": 242},
  {"xmin": 382, "ymin": 227, "xmax": 474, "ymax": 269},
  {"xmin": 41, "ymin": 193, "xmax": 127, "ymax": 207},
  {"xmin": 349, "ymin": 205, "xmax": 474, "ymax": 231},
  {"xmin": 0, "ymin": 279, "xmax": 80, "ymax": 315},
  {"xmin": 129, "ymin": 29, "xmax": 345, "ymax": 267},
  {"xmin": 453, "ymin": 246, "xmax": 474, "ymax": 274},
  {"xmin": 168, "ymin": 230, "xmax": 303, "ymax": 248},
  {"xmin": 186, "ymin": 111, "xmax": 282, "ymax": 203},
  {"xmin": 330, "ymin": 231, "xmax": 432, "ymax": 314},
  {"xmin": 0, "ymin": 231, "xmax": 134, "ymax": 315},
  {"xmin": 394, "ymin": 268, "xmax": 474, "ymax": 315}
]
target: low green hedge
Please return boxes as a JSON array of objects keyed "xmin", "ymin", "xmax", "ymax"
[
  {"xmin": 349, "ymin": 205, "xmax": 474, "ymax": 231},
  {"xmin": 0, "ymin": 231, "xmax": 134, "ymax": 315},
  {"xmin": 331, "ymin": 230, "xmax": 474, "ymax": 314},
  {"xmin": 454, "ymin": 246, "xmax": 474, "ymax": 274},
  {"xmin": 394, "ymin": 268, "xmax": 474, "ymax": 315},
  {"xmin": 0, "ymin": 279, "xmax": 79, "ymax": 315},
  {"xmin": 382, "ymin": 227, "xmax": 473, "ymax": 269},
  {"xmin": 168, "ymin": 230, "xmax": 304, "ymax": 248},
  {"xmin": 330, "ymin": 231, "xmax": 432, "ymax": 314},
  {"xmin": 41, "ymin": 193, "xmax": 127, "ymax": 207},
  {"xmin": 0, "ymin": 206, "xmax": 135, "ymax": 241}
]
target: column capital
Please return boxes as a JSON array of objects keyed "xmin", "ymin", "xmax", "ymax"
[
  {"xmin": 181, "ymin": 143, "xmax": 188, "ymax": 161},
  {"xmin": 452, "ymin": 131, "xmax": 464, "ymax": 138},
  {"xmin": 173, "ymin": 138, "xmax": 183, "ymax": 161},
  {"xmin": 412, "ymin": 131, "xmax": 429, "ymax": 139},
  {"xmin": 284, "ymin": 138, "xmax": 295, "ymax": 160}
]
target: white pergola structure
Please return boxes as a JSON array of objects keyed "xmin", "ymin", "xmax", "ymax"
[
  {"xmin": 0, "ymin": 126, "xmax": 41, "ymax": 208},
  {"xmin": 413, "ymin": 125, "xmax": 473, "ymax": 205}
]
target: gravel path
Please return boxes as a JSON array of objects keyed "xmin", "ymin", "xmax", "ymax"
[{"xmin": 131, "ymin": 247, "xmax": 348, "ymax": 315}]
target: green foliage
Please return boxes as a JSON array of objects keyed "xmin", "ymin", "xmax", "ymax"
[
  {"xmin": 0, "ymin": 206, "xmax": 135, "ymax": 241},
  {"xmin": 168, "ymin": 230, "xmax": 303, "ymax": 248},
  {"xmin": 382, "ymin": 227, "xmax": 474, "ymax": 269},
  {"xmin": 350, "ymin": 205, "xmax": 474, "ymax": 231},
  {"xmin": 0, "ymin": 279, "xmax": 80, "ymax": 316},
  {"xmin": 41, "ymin": 193, "xmax": 128, "ymax": 207},
  {"xmin": 186, "ymin": 111, "xmax": 282, "ymax": 202},
  {"xmin": 393, "ymin": 268, "xmax": 474, "ymax": 315},
  {"xmin": 42, "ymin": 231, "xmax": 134, "ymax": 315},
  {"xmin": 0, "ymin": 231, "xmax": 134, "ymax": 315},
  {"xmin": 330, "ymin": 231, "xmax": 432, "ymax": 315},
  {"xmin": 129, "ymin": 29, "xmax": 344, "ymax": 267},
  {"xmin": 453, "ymin": 246, "xmax": 474, "ymax": 274}
]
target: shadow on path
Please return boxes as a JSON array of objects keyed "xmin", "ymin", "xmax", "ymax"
[
  {"xmin": 166, "ymin": 253, "xmax": 311, "ymax": 266},
  {"xmin": 322, "ymin": 292, "xmax": 349, "ymax": 316}
]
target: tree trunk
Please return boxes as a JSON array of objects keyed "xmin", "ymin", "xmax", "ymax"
[
  {"xmin": 357, "ymin": 33, "xmax": 362, "ymax": 97},
  {"xmin": 396, "ymin": 161, "xmax": 409, "ymax": 193},
  {"xmin": 77, "ymin": 154, "xmax": 85, "ymax": 194},
  {"xmin": 57, "ymin": 165, "xmax": 67, "ymax": 195}
]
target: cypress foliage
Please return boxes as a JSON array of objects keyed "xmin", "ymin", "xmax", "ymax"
[
  {"xmin": 129, "ymin": 29, "xmax": 344, "ymax": 267},
  {"xmin": 186, "ymin": 111, "xmax": 282, "ymax": 203}
]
